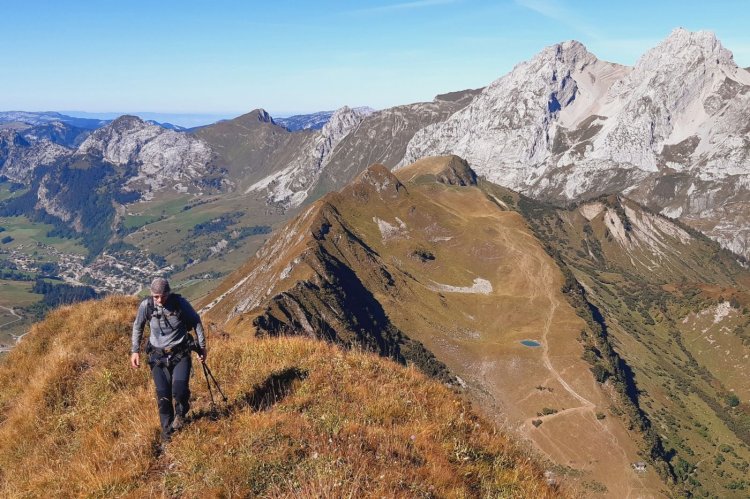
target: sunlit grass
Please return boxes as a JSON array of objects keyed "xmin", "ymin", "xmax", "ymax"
[{"xmin": 0, "ymin": 296, "xmax": 563, "ymax": 497}]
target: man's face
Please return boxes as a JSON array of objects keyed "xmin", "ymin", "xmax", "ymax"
[{"xmin": 152, "ymin": 292, "xmax": 169, "ymax": 306}]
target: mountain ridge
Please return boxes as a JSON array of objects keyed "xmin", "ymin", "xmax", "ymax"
[
  {"xmin": 201, "ymin": 156, "xmax": 680, "ymax": 495},
  {"xmin": 200, "ymin": 154, "xmax": 750, "ymax": 496}
]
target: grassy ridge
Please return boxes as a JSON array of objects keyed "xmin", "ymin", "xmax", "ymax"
[{"xmin": 0, "ymin": 296, "xmax": 561, "ymax": 497}]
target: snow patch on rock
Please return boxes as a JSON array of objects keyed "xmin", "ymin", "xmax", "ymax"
[{"xmin": 579, "ymin": 202, "xmax": 605, "ymax": 221}]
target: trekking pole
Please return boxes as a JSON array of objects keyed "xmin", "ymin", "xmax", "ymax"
[
  {"xmin": 201, "ymin": 362, "xmax": 216, "ymax": 406},
  {"xmin": 202, "ymin": 362, "xmax": 228, "ymax": 403}
]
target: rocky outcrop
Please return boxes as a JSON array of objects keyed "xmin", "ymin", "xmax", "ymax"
[
  {"xmin": 399, "ymin": 40, "xmax": 626, "ymax": 188},
  {"xmin": 76, "ymin": 115, "xmax": 215, "ymax": 196},
  {"xmin": 312, "ymin": 91, "xmax": 480, "ymax": 199},
  {"xmin": 274, "ymin": 107, "xmax": 375, "ymax": 131},
  {"xmin": 20, "ymin": 121, "xmax": 91, "ymax": 148},
  {"xmin": 247, "ymin": 106, "xmax": 372, "ymax": 207},
  {"xmin": 0, "ymin": 129, "xmax": 71, "ymax": 182}
]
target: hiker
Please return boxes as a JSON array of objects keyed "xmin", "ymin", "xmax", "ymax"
[{"xmin": 131, "ymin": 277, "xmax": 207, "ymax": 442}]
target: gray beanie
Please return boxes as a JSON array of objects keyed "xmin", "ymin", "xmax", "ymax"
[{"xmin": 150, "ymin": 277, "xmax": 170, "ymax": 295}]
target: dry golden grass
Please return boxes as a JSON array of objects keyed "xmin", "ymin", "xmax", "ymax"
[{"xmin": 0, "ymin": 296, "xmax": 563, "ymax": 498}]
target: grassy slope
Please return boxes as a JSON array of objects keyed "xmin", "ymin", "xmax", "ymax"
[
  {"xmin": 0, "ymin": 296, "xmax": 559, "ymax": 497},
  {"xmin": 522, "ymin": 196, "xmax": 750, "ymax": 497},
  {"xmin": 193, "ymin": 111, "xmax": 312, "ymax": 192},
  {"xmin": 0, "ymin": 215, "xmax": 87, "ymax": 254},
  {"xmin": 123, "ymin": 191, "xmax": 286, "ymax": 297}
]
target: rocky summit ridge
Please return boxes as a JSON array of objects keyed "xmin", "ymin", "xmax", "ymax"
[
  {"xmin": 246, "ymin": 105, "xmax": 373, "ymax": 207},
  {"xmin": 398, "ymin": 28, "xmax": 750, "ymax": 258}
]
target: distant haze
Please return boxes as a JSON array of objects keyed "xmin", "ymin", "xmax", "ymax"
[
  {"xmin": 59, "ymin": 111, "xmax": 346, "ymax": 128},
  {"xmin": 59, "ymin": 111, "xmax": 246, "ymax": 128}
]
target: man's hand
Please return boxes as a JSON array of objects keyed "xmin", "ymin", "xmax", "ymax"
[
  {"xmin": 198, "ymin": 347, "xmax": 207, "ymax": 363},
  {"xmin": 130, "ymin": 352, "xmax": 140, "ymax": 369}
]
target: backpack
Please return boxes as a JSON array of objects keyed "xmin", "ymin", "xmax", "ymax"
[{"xmin": 145, "ymin": 293, "xmax": 197, "ymax": 330}]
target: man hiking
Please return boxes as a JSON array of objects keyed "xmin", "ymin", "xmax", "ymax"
[{"xmin": 131, "ymin": 277, "xmax": 207, "ymax": 442}]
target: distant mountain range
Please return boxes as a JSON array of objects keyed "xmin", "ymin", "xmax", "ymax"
[
  {"xmin": 0, "ymin": 111, "xmax": 106, "ymax": 130},
  {"xmin": 1, "ymin": 28, "xmax": 749, "ymax": 264},
  {"xmin": 0, "ymin": 111, "xmax": 186, "ymax": 133},
  {"xmin": 273, "ymin": 107, "xmax": 375, "ymax": 131}
]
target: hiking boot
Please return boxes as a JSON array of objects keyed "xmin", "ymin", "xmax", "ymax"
[{"xmin": 171, "ymin": 415, "xmax": 185, "ymax": 431}]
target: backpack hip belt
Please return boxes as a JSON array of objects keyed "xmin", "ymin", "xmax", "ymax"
[{"xmin": 147, "ymin": 337, "xmax": 191, "ymax": 367}]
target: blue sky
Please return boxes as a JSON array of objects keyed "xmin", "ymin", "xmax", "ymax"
[{"xmin": 1, "ymin": 0, "xmax": 749, "ymax": 123}]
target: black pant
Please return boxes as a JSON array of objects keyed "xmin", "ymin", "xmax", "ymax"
[{"xmin": 150, "ymin": 353, "xmax": 191, "ymax": 440}]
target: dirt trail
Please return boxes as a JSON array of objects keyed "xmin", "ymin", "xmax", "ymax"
[
  {"xmin": 0, "ymin": 306, "xmax": 22, "ymax": 328},
  {"xmin": 517, "ymin": 248, "xmax": 596, "ymax": 412},
  {"xmin": 520, "ymin": 250, "xmax": 658, "ymax": 498},
  {"xmin": 0, "ymin": 306, "xmax": 25, "ymax": 353}
]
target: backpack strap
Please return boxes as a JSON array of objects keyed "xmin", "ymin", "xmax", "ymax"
[
  {"xmin": 170, "ymin": 293, "xmax": 184, "ymax": 322},
  {"xmin": 145, "ymin": 293, "xmax": 188, "ymax": 325},
  {"xmin": 145, "ymin": 296, "xmax": 155, "ymax": 321}
]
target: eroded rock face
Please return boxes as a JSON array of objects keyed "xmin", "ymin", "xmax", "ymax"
[{"xmin": 246, "ymin": 106, "xmax": 373, "ymax": 207}]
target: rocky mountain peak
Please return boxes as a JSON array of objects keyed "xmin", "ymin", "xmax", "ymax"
[
  {"xmin": 72, "ymin": 113, "xmax": 214, "ymax": 196},
  {"xmin": 587, "ymin": 29, "xmax": 749, "ymax": 175},
  {"xmin": 619, "ymin": 29, "xmax": 739, "ymax": 95},
  {"xmin": 399, "ymin": 38, "xmax": 609, "ymax": 182},
  {"xmin": 540, "ymin": 39, "xmax": 592, "ymax": 65},
  {"xmin": 77, "ymin": 116, "xmax": 161, "ymax": 163},
  {"xmin": 108, "ymin": 114, "xmax": 147, "ymax": 131},
  {"xmin": 258, "ymin": 109, "xmax": 274, "ymax": 123},
  {"xmin": 641, "ymin": 28, "xmax": 734, "ymax": 70},
  {"xmin": 230, "ymin": 109, "xmax": 279, "ymax": 129},
  {"xmin": 346, "ymin": 163, "xmax": 405, "ymax": 201},
  {"xmin": 487, "ymin": 38, "xmax": 598, "ymax": 96},
  {"xmin": 321, "ymin": 106, "xmax": 369, "ymax": 138},
  {"xmin": 395, "ymin": 28, "xmax": 750, "ymax": 260},
  {"xmin": 252, "ymin": 109, "xmax": 274, "ymax": 123}
]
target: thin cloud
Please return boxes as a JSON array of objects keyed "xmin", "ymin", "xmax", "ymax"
[
  {"xmin": 514, "ymin": 0, "xmax": 603, "ymax": 39},
  {"xmin": 513, "ymin": 0, "xmax": 660, "ymax": 63},
  {"xmin": 351, "ymin": 0, "xmax": 458, "ymax": 15}
]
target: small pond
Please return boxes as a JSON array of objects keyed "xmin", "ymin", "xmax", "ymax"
[{"xmin": 520, "ymin": 340, "xmax": 541, "ymax": 347}]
